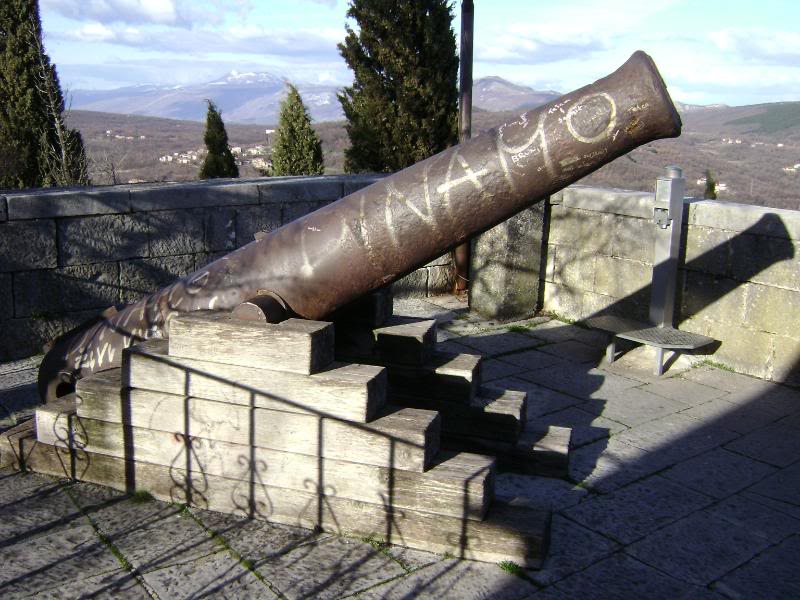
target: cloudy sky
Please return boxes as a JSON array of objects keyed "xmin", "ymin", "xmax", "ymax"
[{"xmin": 40, "ymin": 0, "xmax": 799, "ymax": 106}]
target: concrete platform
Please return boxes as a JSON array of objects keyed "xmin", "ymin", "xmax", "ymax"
[{"xmin": 2, "ymin": 295, "xmax": 799, "ymax": 599}]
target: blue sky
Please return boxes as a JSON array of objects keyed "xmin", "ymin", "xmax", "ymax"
[{"xmin": 40, "ymin": 0, "xmax": 800, "ymax": 106}]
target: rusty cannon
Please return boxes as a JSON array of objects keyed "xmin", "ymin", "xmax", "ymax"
[{"xmin": 39, "ymin": 50, "xmax": 682, "ymax": 402}]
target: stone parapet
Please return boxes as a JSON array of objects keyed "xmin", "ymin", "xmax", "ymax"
[{"xmin": 0, "ymin": 175, "xmax": 443, "ymax": 362}]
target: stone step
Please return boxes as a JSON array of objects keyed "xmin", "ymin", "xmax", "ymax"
[
  {"xmin": 327, "ymin": 288, "xmax": 393, "ymax": 327},
  {"xmin": 391, "ymin": 385, "xmax": 526, "ymax": 441},
  {"xmin": 75, "ymin": 377, "xmax": 439, "ymax": 473},
  {"xmin": 13, "ymin": 430, "xmax": 548, "ymax": 567},
  {"xmin": 35, "ymin": 395, "xmax": 76, "ymax": 447},
  {"xmin": 123, "ymin": 340, "xmax": 386, "ymax": 423},
  {"xmin": 167, "ymin": 312, "xmax": 334, "ymax": 375},
  {"xmin": 444, "ymin": 426, "xmax": 572, "ymax": 479},
  {"xmin": 379, "ymin": 351, "xmax": 482, "ymax": 404},
  {"xmin": 336, "ymin": 318, "xmax": 437, "ymax": 365}
]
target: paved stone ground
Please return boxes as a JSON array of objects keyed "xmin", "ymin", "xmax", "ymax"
[{"xmin": 1, "ymin": 295, "xmax": 799, "ymax": 599}]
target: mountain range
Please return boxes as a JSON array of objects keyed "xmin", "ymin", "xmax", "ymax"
[{"xmin": 71, "ymin": 72, "xmax": 569, "ymax": 124}]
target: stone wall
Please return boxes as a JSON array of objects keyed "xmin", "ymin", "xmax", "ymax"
[
  {"xmin": 543, "ymin": 185, "xmax": 800, "ymax": 384},
  {"xmin": 0, "ymin": 176, "xmax": 454, "ymax": 362}
]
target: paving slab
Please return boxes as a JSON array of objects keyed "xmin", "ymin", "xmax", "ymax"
[
  {"xmin": 581, "ymin": 386, "xmax": 688, "ymax": 427},
  {"xmin": 456, "ymin": 331, "xmax": 542, "ymax": 357},
  {"xmin": 552, "ymin": 553, "xmax": 694, "ymax": 600},
  {"xmin": 614, "ymin": 413, "xmax": 739, "ymax": 463},
  {"xmin": 537, "ymin": 340, "xmax": 605, "ymax": 364},
  {"xmin": 569, "ymin": 438, "xmax": 674, "ymax": 493},
  {"xmin": 492, "ymin": 377, "xmax": 584, "ymax": 419},
  {"xmin": 712, "ymin": 535, "xmax": 800, "ymax": 600},
  {"xmin": 531, "ymin": 514, "xmax": 619, "ymax": 587},
  {"xmin": 724, "ymin": 417, "xmax": 800, "ymax": 467},
  {"xmin": 661, "ymin": 447, "xmax": 778, "ymax": 499},
  {"xmin": 533, "ymin": 406, "xmax": 627, "ymax": 448},
  {"xmin": 482, "ymin": 358, "xmax": 528, "ymax": 382},
  {"xmin": 564, "ymin": 475, "xmax": 713, "ymax": 544},
  {"xmin": 0, "ymin": 522, "xmax": 122, "ymax": 597},
  {"xmin": 141, "ymin": 550, "xmax": 268, "ymax": 599},
  {"xmin": 626, "ymin": 510, "xmax": 774, "ymax": 586},
  {"xmin": 707, "ymin": 493, "xmax": 800, "ymax": 543},
  {"xmin": 682, "ymin": 365, "xmax": 776, "ymax": 394},
  {"xmin": 638, "ymin": 377, "xmax": 729, "ymax": 406},
  {"xmin": 745, "ymin": 461, "xmax": 800, "ymax": 508},
  {"xmin": 498, "ymin": 349, "xmax": 567, "ymax": 372},
  {"xmin": 256, "ymin": 535, "xmax": 409, "ymax": 599},
  {"xmin": 31, "ymin": 568, "xmax": 150, "ymax": 599},
  {"xmin": 520, "ymin": 364, "xmax": 641, "ymax": 401},
  {"xmin": 495, "ymin": 474, "xmax": 587, "ymax": 511},
  {"xmin": 355, "ymin": 558, "xmax": 537, "ymax": 600},
  {"xmin": 681, "ymin": 397, "xmax": 794, "ymax": 434}
]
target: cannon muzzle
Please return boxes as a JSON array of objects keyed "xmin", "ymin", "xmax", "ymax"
[{"xmin": 39, "ymin": 50, "xmax": 681, "ymax": 402}]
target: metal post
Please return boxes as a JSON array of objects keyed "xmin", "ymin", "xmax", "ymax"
[
  {"xmin": 453, "ymin": 0, "xmax": 474, "ymax": 293},
  {"xmin": 650, "ymin": 166, "xmax": 686, "ymax": 327}
]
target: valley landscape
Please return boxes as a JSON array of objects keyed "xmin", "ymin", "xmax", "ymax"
[{"xmin": 66, "ymin": 75, "xmax": 800, "ymax": 210}]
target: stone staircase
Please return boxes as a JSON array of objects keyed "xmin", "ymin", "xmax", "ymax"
[{"xmin": 1, "ymin": 290, "xmax": 575, "ymax": 568}]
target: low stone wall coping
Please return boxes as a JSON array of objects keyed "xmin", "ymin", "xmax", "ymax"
[
  {"xmin": 687, "ymin": 199, "xmax": 800, "ymax": 240},
  {"xmin": 0, "ymin": 196, "xmax": 7, "ymax": 222},
  {"xmin": 555, "ymin": 184, "xmax": 655, "ymax": 219}
]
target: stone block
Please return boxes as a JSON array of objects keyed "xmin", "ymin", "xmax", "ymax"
[
  {"xmin": 5, "ymin": 187, "xmax": 130, "ymax": 219},
  {"xmin": 686, "ymin": 318, "xmax": 772, "ymax": 379},
  {"xmin": 282, "ymin": 201, "xmax": 318, "ymax": 225},
  {"xmin": 561, "ymin": 184, "xmax": 655, "ymax": 219},
  {"xmin": 770, "ymin": 334, "xmax": 800, "ymax": 384},
  {"xmin": 0, "ymin": 220, "xmax": 57, "ymax": 272},
  {"xmin": 119, "ymin": 255, "xmax": 195, "ymax": 304},
  {"xmin": 730, "ymin": 234, "xmax": 799, "ymax": 290},
  {"xmin": 689, "ymin": 199, "xmax": 800, "ymax": 240},
  {"xmin": 342, "ymin": 174, "xmax": 386, "ymax": 196},
  {"xmin": 57, "ymin": 214, "xmax": 148, "ymax": 265},
  {"xmin": 427, "ymin": 264, "xmax": 454, "ymax": 296},
  {"xmin": 470, "ymin": 206, "xmax": 545, "ymax": 321},
  {"xmin": 148, "ymin": 209, "xmax": 205, "ymax": 256},
  {"xmin": 542, "ymin": 281, "xmax": 583, "ymax": 320},
  {"xmin": 0, "ymin": 196, "xmax": 7, "ymax": 222},
  {"xmin": 552, "ymin": 246, "xmax": 596, "ymax": 290},
  {"xmin": 684, "ymin": 226, "xmax": 731, "ymax": 276},
  {"xmin": 234, "ymin": 204, "xmax": 281, "ymax": 245},
  {"xmin": 545, "ymin": 244, "xmax": 556, "ymax": 282},
  {"xmin": 0, "ymin": 310, "xmax": 97, "ymax": 362},
  {"xmin": 680, "ymin": 272, "xmax": 747, "ymax": 324},
  {"xmin": 612, "ymin": 216, "xmax": 655, "ymax": 264},
  {"xmin": 259, "ymin": 177, "xmax": 343, "ymax": 205},
  {"xmin": 424, "ymin": 252, "xmax": 451, "ymax": 268},
  {"xmin": 580, "ymin": 290, "xmax": 650, "ymax": 323},
  {"xmin": 593, "ymin": 255, "xmax": 651, "ymax": 299},
  {"xmin": 549, "ymin": 207, "xmax": 615, "ymax": 254},
  {"xmin": 203, "ymin": 207, "xmax": 236, "ymax": 252},
  {"xmin": 14, "ymin": 263, "xmax": 119, "ymax": 317},
  {"xmin": 129, "ymin": 180, "xmax": 260, "ymax": 211},
  {"xmin": 744, "ymin": 284, "xmax": 800, "ymax": 337},
  {"xmin": 0, "ymin": 273, "xmax": 11, "ymax": 319},
  {"xmin": 392, "ymin": 269, "xmax": 428, "ymax": 299}
]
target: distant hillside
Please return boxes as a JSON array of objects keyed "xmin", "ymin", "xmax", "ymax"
[
  {"xmin": 71, "ymin": 72, "xmax": 563, "ymax": 124},
  {"xmin": 472, "ymin": 76, "xmax": 560, "ymax": 112},
  {"xmin": 67, "ymin": 100, "xmax": 800, "ymax": 211},
  {"xmin": 725, "ymin": 102, "xmax": 800, "ymax": 134}
]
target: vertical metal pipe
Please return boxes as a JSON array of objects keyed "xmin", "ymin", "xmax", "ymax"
[
  {"xmin": 650, "ymin": 166, "xmax": 686, "ymax": 327},
  {"xmin": 454, "ymin": 0, "xmax": 475, "ymax": 292}
]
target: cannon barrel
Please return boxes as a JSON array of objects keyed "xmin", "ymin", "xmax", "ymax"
[{"xmin": 38, "ymin": 50, "xmax": 681, "ymax": 401}]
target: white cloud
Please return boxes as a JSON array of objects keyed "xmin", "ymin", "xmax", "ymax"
[
  {"xmin": 709, "ymin": 28, "xmax": 800, "ymax": 65},
  {"xmin": 41, "ymin": 0, "xmax": 229, "ymax": 27}
]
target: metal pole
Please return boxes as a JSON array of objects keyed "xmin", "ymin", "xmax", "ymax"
[
  {"xmin": 650, "ymin": 166, "xmax": 686, "ymax": 327},
  {"xmin": 453, "ymin": 0, "xmax": 474, "ymax": 293}
]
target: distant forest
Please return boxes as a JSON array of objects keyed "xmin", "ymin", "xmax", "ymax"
[{"xmin": 67, "ymin": 101, "xmax": 800, "ymax": 211}]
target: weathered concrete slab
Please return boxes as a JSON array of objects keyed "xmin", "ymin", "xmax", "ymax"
[
  {"xmin": 626, "ymin": 510, "xmax": 773, "ymax": 585},
  {"xmin": 661, "ymin": 447, "xmax": 777, "ymax": 499},
  {"xmin": 713, "ymin": 535, "xmax": 800, "ymax": 599},
  {"xmin": 168, "ymin": 313, "xmax": 335, "ymax": 375},
  {"xmin": 564, "ymin": 475, "xmax": 713, "ymax": 544}
]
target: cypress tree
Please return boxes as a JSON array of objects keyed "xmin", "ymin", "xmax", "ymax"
[
  {"xmin": 269, "ymin": 84, "xmax": 324, "ymax": 176},
  {"xmin": 338, "ymin": 0, "xmax": 459, "ymax": 173},
  {"xmin": 198, "ymin": 100, "xmax": 239, "ymax": 179},
  {"xmin": 704, "ymin": 169, "xmax": 717, "ymax": 199},
  {"xmin": 0, "ymin": 0, "xmax": 88, "ymax": 189}
]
